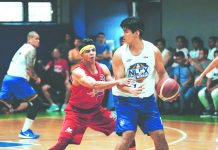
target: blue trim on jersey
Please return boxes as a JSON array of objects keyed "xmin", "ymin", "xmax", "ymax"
[
  {"xmin": 113, "ymin": 95, "xmax": 163, "ymax": 134},
  {"xmin": 0, "ymin": 75, "xmax": 36, "ymax": 101}
]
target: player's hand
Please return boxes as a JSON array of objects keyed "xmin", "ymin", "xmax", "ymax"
[
  {"xmin": 130, "ymin": 84, "xmax": 145, "ymax": 96},
  {"xmin": 117, "ymin": 78, "xmax": 133, "ymax": 86},
  {"xmin": 35, "ymin": 77, "xmax": 41, "ymax": 84},
  {"xmin": 0, "ymin": 100, "xmax": 14, "ymax": 114},
  {"xmin": 194, "ymin": 76, "xmax": 203, "ymax": 87}
]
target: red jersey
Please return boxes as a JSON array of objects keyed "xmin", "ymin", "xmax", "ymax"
[
  {"xmin": 68, "ymin": 62, "xmax": 106, "ymax": 109},
  {"xmin": 47, "ymin": 58, "xmax": 69, "ymax": 76}
]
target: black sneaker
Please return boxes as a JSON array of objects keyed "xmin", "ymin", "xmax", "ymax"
[
  {"xmin": 200, "ymin": 110, "xmax": 212, "ymax": 118},
  {"xmin": 212, "ymin": 111, "xmax": 218, "ymax": 118}
]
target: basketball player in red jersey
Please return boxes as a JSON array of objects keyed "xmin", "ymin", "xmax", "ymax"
[{"xmin": 49, "ymin": 39, "xmax": 133, "ymax": 150}]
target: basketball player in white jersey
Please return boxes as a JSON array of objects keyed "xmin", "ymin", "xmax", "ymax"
[
  {"xmin": 112, "ymin": 17, "xmax": 174, "ymax": 150},
  {"xmin": 0, "ymin": 31, "xmax": 43, "ymax": 139}
]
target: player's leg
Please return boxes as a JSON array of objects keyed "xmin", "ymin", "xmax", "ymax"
[
  {"xmin": 139, "ymin": 95, "xmax": 168, "ymax": 150},
  {"xmin": 211, "ymin": 88, "xmax": 218, "ymax": 117},
  {"xmin": 10, "ymin": 77, "xmax": 43, "ymax": 138},
  {"xmin": 198, "ymin": 87, "xmax": 212, "ymax": 117},
  {"xmin": 42, "ymin": 84, "xmax": 59, "ymax": 112},
  {"xmin": 90, "ymin": 106, "xmax": 136, "ymax": 150},
  {"xmin": 0, "ymin": 75, "xmax": 14, "ymax": 114},
  {"xmin": 113, "ymin": 96, "xmax": 138, "ymax": 150},
  {"xmin": 61, "ymin": 82, "xmax": 71, "ymax": 111},
  {"xmin": 149, "ymin": 130, "xmax": 168, "ymax": 150},
  {"xmin": 49, "ymin": 111, "xmax": 87, "ymax": 150}
]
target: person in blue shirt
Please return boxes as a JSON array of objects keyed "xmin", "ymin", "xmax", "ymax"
[
  {"xmin": 95, "ymin": 32, "xmax": 112, "ymax": 71},
  {"xmin": 174, "ymin": 51, "xmax": 194, "ymax": 115}
]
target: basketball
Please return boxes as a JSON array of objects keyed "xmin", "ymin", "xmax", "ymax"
[{"xmin": 156, "ymin": 78, "xmax": 180, "ymax": 102}]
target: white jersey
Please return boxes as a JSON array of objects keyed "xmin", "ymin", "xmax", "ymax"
[
  {"xmin": 112, "ymin": 40, "xmax": 156, "ymax": 98},
  {"xmin": 7, "ymin": 43, "xmax": 36, "ymax": 80},
  {"xmin": 206, "ymin": 67, "xmax": 218, "ymax": 80}
]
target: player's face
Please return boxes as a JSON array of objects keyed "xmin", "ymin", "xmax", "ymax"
[
  {"xmin": 82, "ymin": 48, "xmax": 96, "ymax": 62},
  {"xmin": 122, "ymin": 28, "xmax": 136, "ymax": 44},
  {"xmin": 29, "ymin": 34, "xmax": 40, "ymax": 48}
]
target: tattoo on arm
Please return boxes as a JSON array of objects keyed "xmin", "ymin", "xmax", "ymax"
[{"xmin": 26, "ymin": 51, "xmax": 38, "ymax": 80}]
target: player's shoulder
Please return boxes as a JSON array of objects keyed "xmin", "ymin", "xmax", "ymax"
[
  {"xmin": 113, "ymin": 44, "xmax": 127, "ymax": 57},
  {"xmin": 72, "ymin": 66, "xmax": 85, "ymax": 77},
  {"xmin": 143, "ymin": 40, "xmax": 160, "ymax": 56},
  {"xmin": 99, "ymin": 63, "xmax": 110, "ymax": 73}
]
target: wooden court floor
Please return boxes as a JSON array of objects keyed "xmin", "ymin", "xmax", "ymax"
[{"xmin": 0, "ymin": 114, "xmax": 218, "ymax": 150}]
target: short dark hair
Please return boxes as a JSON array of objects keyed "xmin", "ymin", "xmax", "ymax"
[
  {"xmin": 74, "ymin": 36, "xmax": 82, "ymax": 40},
  {"xmin": 176, "ymin": 35, "xmax": 188, "ymax": 47},
  {"xmin": 175, "ymin": 51, "xmax": 185, "ymax": 58},
  {"xmin": 199, "ymin": 48, "xmax": 208, "ymax": 56},
  {"xmin": 155, "ymin": 38, "xmax": 166, "ymax": 46},
  {"xmin": 120, "ymin": 17, "xmax": 144, "ymax": 38},
  {"xmin": 191, "ymin": 36, "xmax": 203, "ymax": 47},
  {"xmin": 79, "ymin": 38, "xmax": 94, "ymax": 51},
  {"xmin": 209, "ymin": 36, "xmax": 217, "ymax": 41},
  {"xmin": 97, "ymin": 32, "xmax": 105, "ymax": 37}
]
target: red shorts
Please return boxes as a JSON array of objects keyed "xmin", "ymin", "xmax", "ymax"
[{"xmin": 58, "ymin": 105, "xmax": 115, "ymax": 144}]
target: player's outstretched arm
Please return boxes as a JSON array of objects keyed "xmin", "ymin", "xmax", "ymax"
[
  {"xmin": 71, "ymin": 67, "xmax": 131, "ymax": 90},
  {"xmin": 195, "ymin": 57, "xmax": 218, "ymax": 86}
]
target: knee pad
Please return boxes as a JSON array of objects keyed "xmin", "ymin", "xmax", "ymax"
[{"xmin": 26, "ymin": 96, "xmax": 43, "ymax": 120}]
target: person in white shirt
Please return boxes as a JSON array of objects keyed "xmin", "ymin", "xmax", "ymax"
[
  {"xmin": 197, "ymin": 50, "xmax": 218, "ymax": 118},
  {"xmin": 155, "ymin": 38, "xmax": 172, "ymax": 67},
  {"xmin": 176, "ymin": 35, "xmax": 189, "ymax": 58},
  {"xmin": 189, "ymin": 36, "xmax": 203, "ymax": 59},
  {"xmin": 207, "ymin": 36, "xmax": 217, "ymax": 60},
  {"xmin": 113, "ymin": 17, "xmax": 177, "ymax": 150},
  {"xmin": 0, "ymin": 31, "xmax": 43, "ymax": 139}
]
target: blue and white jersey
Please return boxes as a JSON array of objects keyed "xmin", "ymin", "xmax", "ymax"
[
  {"xmin": 112, "ymin": 40, "xmax": 156, "ymax": 98},
  {"xmin": 7, "ymin": 43, "xmax": 36, "ymax": 80}
]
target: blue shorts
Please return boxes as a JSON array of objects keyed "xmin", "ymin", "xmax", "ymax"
[
  {"xmin": 0, "ymin": 75, "xmax": 36, "ymax": 101},
  {"xmin": 113, "ymin": 95, "xmax": 163, "ymax": 135}
]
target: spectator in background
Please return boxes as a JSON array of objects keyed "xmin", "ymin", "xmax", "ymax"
[
  {"xmin": 176, "ymin": 35, "xmax": 189, "ymax": 58},
  {"xmin": 68, "ymin": 36, "xmax": 82, "ymax": 71},
  {"xmin": 207, "ymin": 36, "xmax": 217, "ymax": 60},
  {"xmin": 189, "ymin": 36, "xmax": 203, "ymax": 59},
  {"xmin": 57, "ymin": 33, "xmax": 73, "ymax": 60},
  {"xmin": 198, "ymin": 50, "xmax": 218, "ymax": 118},
  {"xmin": 95, "ymin": 32, "xmax": 113, "ymax": 107},
  {"xmin": 95, "ymin": 32, "xmax": 112, "ymax": 71},
  {"xmin": 174, "ymin": 51, "xmax": 193, "ymax": 115},
  {"xmin": 155, "ymin": 38, "xmax": 172, "ymax": 67},
  {"xmin": 188, "ymin": 48, "xmax": 211, "ymax": 114},
  {"xmin": 113, "ymin": 36, "xmax": 125, "ymax": 55},
  {"xmin": 41, "ymin": 48, "xmax": 71, "ymax": 112}
]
